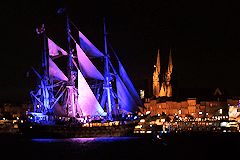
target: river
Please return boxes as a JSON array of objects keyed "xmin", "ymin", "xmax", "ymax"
[{"xmin": 0, "ymin": 133, "xmax": 239, "ymax": 160}]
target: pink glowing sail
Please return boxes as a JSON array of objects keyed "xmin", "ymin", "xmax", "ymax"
[
  {"xmin": 48, "ymin": 38, "xmax": 68, "ymax": 57},
  {"xmin": 49, "ymin": 57, "xmax": 68, "ymax": 81},
  {"xmin": 75, "ymin": 42, "xmax": 104, "ymax": 80},
  {"xmin": 77, "ymin": 69, "xmax": 106, "ymax": 116},
  {"xmin": 79, "ymin": 31, "xmax": 104, "ymax": 57}
]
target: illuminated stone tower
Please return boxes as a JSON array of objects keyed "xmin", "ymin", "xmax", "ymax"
[
  {"xmin": 154, "ymin": 49, "xmax": 173, "ymax": 97},
  {"xmin": 153, "ymin": 49, "xmax": 161, "ymax": 97},
  {"xmin": 165, "ymin": 49, "xmax": 173, "ymax": 97}
]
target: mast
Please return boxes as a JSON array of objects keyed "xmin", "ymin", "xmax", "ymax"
[
  {"xmin": 66, "ymin": 15, "xmax": 73, "ymax": 85},
  {"xmin": 36, "ymin": 24, "xmax": 51, "ymax": 113},
  {"xmin": 41, "ymin": 24, "xmax": 49, "ymax": 80},
  {"xmin": 65, "ymin": 10, "xmax": 77, "ymax": 117},
  {"xmin": 103, "ymin": 18, "xmax": 112, "ymax": 120},
  {"xmin": 36, "ymin": 24, "xmax": 49, "ymax": 82}
]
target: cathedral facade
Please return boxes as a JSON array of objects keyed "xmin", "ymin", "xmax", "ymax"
[{"xmin": 153, "ymin": 49, "xmax": 173, "ymax": 98}]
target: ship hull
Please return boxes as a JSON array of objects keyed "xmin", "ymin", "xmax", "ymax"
[{"xmin": 18, "ymin": 122, "xmax": 138, "ymax": 138}]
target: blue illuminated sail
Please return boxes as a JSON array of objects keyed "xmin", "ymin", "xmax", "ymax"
[
  {"xmin": 116, "ymin": 75, "xmax": 140, "ymax": 113},
  {"xmin": 79, "ymin": 31, "xmax": 104, "ymax": 57},
  {"xmin": 118, "ymin": 61, "xmax": 143, "ymax": 107},
  {"xmin": 75, "ymin": 42, "xmax": 104, "ymax": 80}
]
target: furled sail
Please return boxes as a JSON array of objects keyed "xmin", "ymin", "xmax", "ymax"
[
  {"xmin": 118, "ymin": 61, "xmax": 143, "ymax": 107},
  {"xmin": 116, "ymin": 75, "xmax": 140, "ymax": 113},
  {"xmin": 79, "ymin": 31, "xmax": 104, "ymax": 57},
  {"xmin": 75, "ymin": 42, "xmax": 104, "ymax": 80},
  {"xmin": 49, "ymin": 57, "xmax": 68, "ymax": 81},
  {"xmin": 77, "ymin": 69, "xmax": 106, "ymax": 116},
  {"xmin": 48, "ymin": 38, "xmax": 68, "ymax": 57}
]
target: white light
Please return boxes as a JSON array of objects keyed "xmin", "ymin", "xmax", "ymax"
[
  {"xmin": 219, "ymin": 109, "xmax": 223, "ymax": 114},
  {"xmin": 135, "ymin": 125, "xmax": 142, "ymax": 129},
  {"xmin": 140, "ymin": 90, "xmax": 145, "ymax": 99},
  {"xmin": 178, "ymin": 110, "xmax": 181, "ymax": 114},
  {"xmin": 146, "ymin": 111, "xmax": 151, "ymax": 115}
]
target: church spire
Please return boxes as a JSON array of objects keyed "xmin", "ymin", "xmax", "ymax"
[
  {"xmin": 153, "ymin": 49, "xmax": 161, "ymax": 97},
  {"xmin": 166, "ymin": 49, "xmax": 173, "ymax": 97},
  {"xmin": 156, "ymin": 49, "xmax": 161, "ymax": 74},
  {"xmin": 167, "ymin": 49, "xmax": 173, "ymax": 76}
]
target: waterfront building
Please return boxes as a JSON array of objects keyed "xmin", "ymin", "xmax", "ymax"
[
  {"xmin": 143, "ymin": 87, "xmax": 240, "ymax": 121},
  {"xmin": 145, "ymin": 51, "xmax": 240, "ymax": 121},
  {"xmin": 0, "ymin": 103, "xmax": 28, "ymax": 119}
]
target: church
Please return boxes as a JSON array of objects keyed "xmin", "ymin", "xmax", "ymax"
[{"xmin": 153, "ymin": 49, "xmax": 173, "ymax": 98}]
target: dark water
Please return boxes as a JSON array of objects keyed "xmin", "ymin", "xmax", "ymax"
[{"xmin": 0, "ymin": 133, "xmax": 239, "ymax": 160}]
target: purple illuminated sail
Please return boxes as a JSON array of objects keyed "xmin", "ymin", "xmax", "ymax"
[
  {"xmin": 48, "ymin": 38, "xmax": 68, "ymax": 57},
  {"xmin": 79, "ymin": 31, "xmax": 104, "ymax": 57},
  {"xmin": 49, "ymin": 57, "xmax": 68, "ymax": 81},
  {"xmin": 77, "ymin": 69, "xmax": 106, "ymax": 116},
  {"xmin": 75, "ymin": 42, "xmax": 104, "ymax": 80},
  {"xmin": 116, "ymin": 75, "xmax": 139, "ymax": 113},
  {"xmin": 118, "ymin": 61, "xmax": 143, "ymax": 107}
]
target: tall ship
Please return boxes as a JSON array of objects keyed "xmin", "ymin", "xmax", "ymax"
[{"xmin": 19, "ymin": 11, "xmax": 144, "ymax": 138}]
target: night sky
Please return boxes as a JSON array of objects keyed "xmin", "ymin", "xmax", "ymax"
[{"xmin": 1, "ymin": 0, "xmax": 240, "ymax": 103}]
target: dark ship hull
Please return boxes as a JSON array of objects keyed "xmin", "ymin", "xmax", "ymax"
[{"xmin": 18, "ymin": 121, "xmax": 139, "ymax": 138}]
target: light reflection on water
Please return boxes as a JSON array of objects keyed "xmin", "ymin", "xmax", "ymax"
[
  {"xmin": 31, "ymin": 137, "xmax": 96, "ymax": 143},
  {"xmin": 31, "ymin": 137, "xmax": 141, "ymax": 143},
  {"xmin": 0, "ymin": 136, "xmax": 149, "ymax": 160}
]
